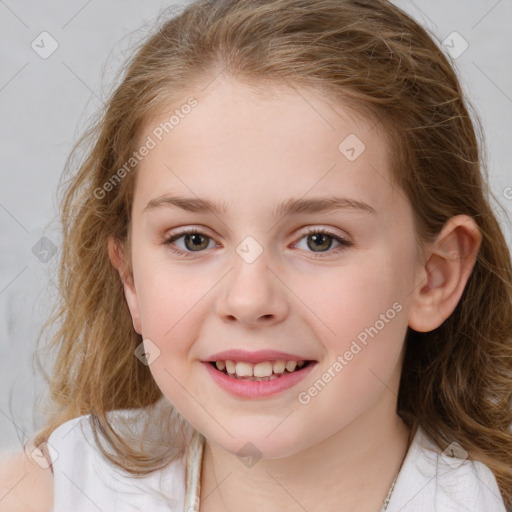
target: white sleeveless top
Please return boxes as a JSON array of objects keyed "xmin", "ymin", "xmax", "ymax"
[{"xmin": 46, "ymin": 412, "xmax": 508, "ymax": 512}]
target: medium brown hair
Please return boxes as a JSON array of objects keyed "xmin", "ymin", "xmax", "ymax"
[{"xmin": 33, "ymin": 0, "xmax": 512, "ymax": 506}]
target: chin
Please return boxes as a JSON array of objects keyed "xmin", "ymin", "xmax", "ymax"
[{"xmin": 208, "ymin": 429, "xmax": 305, "ymax": 461}]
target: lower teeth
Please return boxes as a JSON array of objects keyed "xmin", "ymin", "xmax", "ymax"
[{"xmin": 228, "ymin": 374, "xmax": 281, "ymax": 381}]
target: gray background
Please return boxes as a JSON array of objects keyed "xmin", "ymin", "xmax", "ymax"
[{"xmin": 1, "ymin": 0, "xmax": 511, "ymax": 454}]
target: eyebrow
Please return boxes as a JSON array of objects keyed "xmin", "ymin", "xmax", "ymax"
[{"xmin": 143, "ymin": 195, "xmax": 377, "ymax": 218}]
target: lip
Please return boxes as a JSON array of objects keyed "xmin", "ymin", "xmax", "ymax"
[
  {"xmin": 203, "ymin": 349, "xmax": 314, "ymax": 364},
  {"xmin": 202, "ymin": 360, "xmax": 317, "ymax": 399}
]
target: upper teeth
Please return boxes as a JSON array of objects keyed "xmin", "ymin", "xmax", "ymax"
[{"xmin": 215, "ymin": 360, "xmax": 306, "ymax": 377}]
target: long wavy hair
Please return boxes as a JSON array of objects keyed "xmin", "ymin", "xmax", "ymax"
[{"xmin": 32, "ymin": 0, "xmax": 512, "ymax": 506}]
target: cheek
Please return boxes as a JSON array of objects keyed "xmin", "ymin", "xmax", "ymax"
[
  {"xmin": 134, "ymin": 270, "xmax": 205, "ymax": 407},
  {"xmin": 132, "ymin": 241, "xmax": 198, "ymax": 325},
  {"xmin": 302, "ymin": 247, "xmax": 410, "ymax": 395},
  {"xmin": 131, "ymin": 258, "xmax": 196, "ymax": 360},
  {"xmin": 137, "ymin": 276, "xmax": 198, "ymax": 342},
  {"xmin": 297, "ymin": 260, "xmax": 408, "ymax": 428},
  {"xmin": 305, "ymin": 252, "xmax": 406, "ymax": 341}
]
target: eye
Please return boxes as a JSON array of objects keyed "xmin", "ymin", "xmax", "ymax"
[
  {"xmin": 163, "ymin": 228, "xmax": 216, "ymax": 257},
  {"xmin": 293, "ymin": 227, "xmax": 352, "ymax": 258}
]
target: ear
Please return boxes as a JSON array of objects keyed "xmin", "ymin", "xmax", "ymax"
[
  {"xmin": 408, "ymin": 215, "xmax": 482, "ymax": 333},
  {"xmin": 108, "ymin": 236, "xmax": 142, "ymax": 335}
]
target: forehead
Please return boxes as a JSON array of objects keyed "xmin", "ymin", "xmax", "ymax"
[{"xmin": 133, "ymin": 76, "xmax": 402, "ymax": 220}]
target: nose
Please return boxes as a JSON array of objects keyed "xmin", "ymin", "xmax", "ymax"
[{"xmin": 214, "ymin": 247, "xmax": 289, "ymax": 329}]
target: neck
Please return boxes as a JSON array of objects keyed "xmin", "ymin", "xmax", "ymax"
[{"xmin": 199, "ymin": 403, "xmax": 412, "ymax": 512}]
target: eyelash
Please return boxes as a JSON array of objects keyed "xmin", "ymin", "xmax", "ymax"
[{"xmin": 163, "ymin": 227, "xmax": 352, "ymax": 258}]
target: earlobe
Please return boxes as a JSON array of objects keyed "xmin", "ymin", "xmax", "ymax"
[
  {"xmin": 107, "ymin": 236, "xmax": 142, "ymax": 335},
  {"xmin": 408, "ymin": 215, "xmax": 482, "ymax": 333}
]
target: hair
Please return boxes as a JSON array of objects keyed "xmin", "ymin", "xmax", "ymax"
[{"xmin": 31, "ymin": 0, "xmax": 512, "ymax": 506}]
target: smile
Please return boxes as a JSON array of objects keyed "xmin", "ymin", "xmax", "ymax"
[
  {"xmin": 202, "ymin": 359, "xmax": 317, "ymax": 399},
  {"xmin": 210, "ymin": 359, "xmax": 311, "ymax": 380}
]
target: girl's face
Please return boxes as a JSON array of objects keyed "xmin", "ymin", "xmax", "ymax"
[{"xmin": 121, "ymin": 76, "xmax": 423, "ymax": 458}]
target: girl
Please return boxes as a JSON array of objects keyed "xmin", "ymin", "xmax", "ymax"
[{"xmin": 1, "ymin": 0, "xmax": 511, "ymax": 510}]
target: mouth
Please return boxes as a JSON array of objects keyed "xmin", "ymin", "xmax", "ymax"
[{"xmin": 207, "ymin": 359, "xmax": 315, "ymax": 381}]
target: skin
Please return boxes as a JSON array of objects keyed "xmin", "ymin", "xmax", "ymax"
[
  {"xmin": 0, "ymin": 450, "xmax": 53, "ymax": 511},
  {"xmin": 108, "ymin": 75, "xmax": 481, "ymax": 512}
]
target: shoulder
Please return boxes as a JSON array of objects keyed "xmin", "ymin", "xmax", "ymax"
[
  {"xmin": 0, "ymin": 415, "xmax": 92, "ymax": 512},
  {"xmin": 46, "ymin": 410, "xmax": 191, "ymax": 511},
  {"xmin": 0, "ymin": 446, "xmax": 54, "ymax": 512},
  {"xmin": 388, "ymin": 427, "xmax": 508, "ymax": 512}
]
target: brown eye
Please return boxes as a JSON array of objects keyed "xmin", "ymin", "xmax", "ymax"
[
  {"xmin": 294, "ymin": 228, "xmax": 352, "ymax": 257},
  {"xmin": 306, "ymin": 232, "xmax": 334, "ymax": 252},
  {"xmin": 181, "ymin": 232, "xmax": 210, "ymax": 251},
  {"xmin": 164, "ymin": 229, "xmax": 215, "ymax": 256}
]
